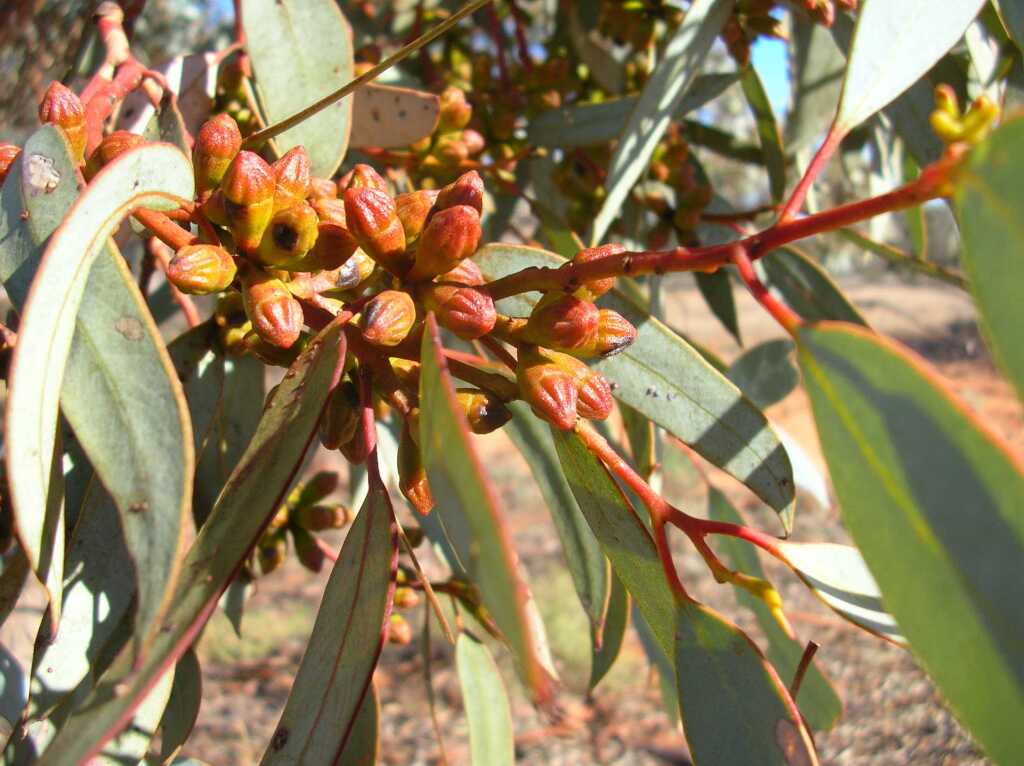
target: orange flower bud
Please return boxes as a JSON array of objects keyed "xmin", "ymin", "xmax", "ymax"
[
  {"xmin": 271, "ymin": 146, "xmax": 311, "ymax": 210},
  {"xmin": 574, "ymin": 366, "xmax": 614, "ymax": 421},
  {"xmin": 193, "ymin": 113, "xmax": 241, "ymax": 193},
  {"xmin": 523, "ymin": 293, "xmax": 599, "ymax": 351},
  {"xmin": 407, "ymin": 205, "xmax": 482, "ymax": 281},
  {"xmin": 440, "ymin": 259, "xmax": 485, "ymax": 286},
  {"xmin": 308, "ymin": 177, "xmax": 338, "ymax": 199},
  {"xmin": 433, "ymin": 134, "xmax": 469, "ymax": 166},
  {"xmin": 395, "ymin": 189, "xmax": 439, "ymax": 243},
  {"xmin": 167, "ymin": 244, "xmax": 237, "ymax": 295},
  {"xmin": 387, "ymin": 614, "xmax": 413, "ymax": 645},
  {"xmin": 241, "ymin": 266, "xmax": 303, "ymax": 348},
  {"xmin": 319, "ymin": 380, "xmax": 361, "ymax": 450},
  {"xmin": 343, "ymin": 188, "xmax": 408, "ymax": 275},
  {"xmin": 419, "ymin": 282, "xmax": 496, "ymax": 340},
  {"xmin": 456, "ymin": 388, "xmax": 511, "ymax": 434},
  {"xmin": 201, "ymin": 189, "xmax": 229, "ymax": 226},
  {"xmin": 292, "ymin": 527, "xmax": 326, "ymax": 573},
  {"xmin": 84, "ymin": 130, "xmax": 145, "ymax": 180},
  {"xmin": 255, "ymin": 200, "xmax": 320, "ymax": 268},
  {"xmin": 222, "ymin": 150, "xmax": 275, "ymax": 251},
  {"xmin": 393, "ymin": 587, "xmax": 420, "ymax": 609},
  {"xmin": 311, "ymin": 197, "xmax": 346, "ymax": 226},
  {"xmin": 593, "ymin": 309, "xmax": 637, "ymax": 357},
  {"xmin": 360, "ymin": 290, "xmax": 417, "ymax": 347},
  {"xmin": 398, "ymin": 422, "xmax": 433, "ymax": 515},
  {"xmin": 38, "ymin": 81, "xmax": 86, "ymax": 163},
  {"xmin": 430, "ymin": 170, "xmax": 484, "ymax": 219},
  {"xmin": 517, "ymin": 347, "xmax": 578, "ymax": 431},
  {"xmin": 294, "ymin": 504, "xmax": 351, "ymax": 531},
  {"xmin": 0, "ymin": 144, "xmax": 22, "ymax": 187},
  {"xmin": 344, "ymin": 163, "xmax": 388, "ymax": 192},
  {"xmin": 438, "ymin": 86, "xmax": 472, "ymax": 132},
  {"xmin": 572, "ymin": 244, "xmax": 622, "ymax": 298}
]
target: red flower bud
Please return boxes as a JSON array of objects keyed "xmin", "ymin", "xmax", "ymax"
[
  {"xmin": 222, "ymin": 150, "xmax": 275, "ymax": 251},
  {"xmin": 193, "ymin": 113, "xmax": 241, "ymax": 193},
  {"xmin": 419, "ymin": 282, "xmax": 496, "ymax": 340},
  {"xmin": 438, "ymin": 86, "xmax": 472, "ymax": 132},
  {"xmin": 407, "ymin": 205, "xmax": 481, "ymax": 281},
  {"xmin": 574, "ymin": 366, "xmax": 614, "ymax": 421},
  {"xmin": 308, "ymin": 177, "xmax": 338, "ymax": 199},
  {"xmin": 344, "ymin": 163, "xmax": 388, "ymax": 192},
  {"xmin": 319, "ymin": 380, "xmax": 361, "ymax": 450},
  {"xmin": 572, "ymin": 244, "xmax": 622, "ymax": 298},
  {"xmin": 360, "ymin": 290, "xmax": 417, "ymax": 347},
  {"xmin": 241, "ymin": 266, "xmax": 303, "ymax": 348},
  {"xmin": 343, "ymin": 188, "xmax": 408, "ymax": 275},
  {"xmin": 517, "ymin": 347, "xmax": 578, "ymax": 431},
  {"xmin": 456, "ymin": 388, "xmax": 511, "ymax": 434},
  {"xmin": 594, "ymin": 309, "xmax": 637, "ymax": 357},
  {"xmin": 167, "ymin": 244, "xmax": 237, "ymax": 295},
  {"xmin": 399, "ymin": 421, "xmax": 433, "ymax": 515},
  {"xmin": 0, "ymin": 144, "xmax": 22, "ymax": 187},
  {"xmin": 523, "ymin": 293, "xmax": 599, "ymax": 351},
  {"xmin": 440, "ymin": 259, "xmax": 485, "ymax": 286},
  {"xmin": 271, "ymin": 146, "xmax": 311, "ymax": 211},
  {"xmin": 395, "ymin": 189, "xmax": 439, "ymax": 243},
  {"xmin": 430, "ymin": 170, "xmax": 484, "ymax": 220},
  {"xmin": 38, "ymin": 81, "xmax": 86, "ymax": 163},
  {"xmin": 84, "ymin": 130, "xmax": 145, "ymax": 180},
  {"xmin": 255, "ymin": 200, "xmax": 320, "ymax": 268}
]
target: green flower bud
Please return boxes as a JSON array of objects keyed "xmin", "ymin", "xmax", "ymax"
[
  {"xmin": 343, "ymin": 188, "xmax": 408, "ymax": 275},
  {"xmin": 319, "ymin": 380, "xmax": 361, "ymax": 450},
  {"xmin": 85, "ymin": 130, "xmax": 145, "ymax": 180},
  {"xmin": 360, "ymin": 290, "xmax": 417, "ymax": 347},
  {"xmin": 271, "ymin": 146, "xmax": 311, "ymax": 211},
  {"xmin": 241, "ymin": 266, "xmax": 303, "ymax": 348},
  {"xmin": 193, "ymin": 113, "xmax": 241, "ymax": 193},
  {"xmin": 38, "ymin": 81, "xmax": 86, "ymax": 163},
  {"xmin": 456, "ymin": 388, "xmax": 511, "ymax": 434},
  {"xmin": 438, "ymin": 86, "xmax": 472, "ymax": 132},
  {"xmin": 395, "ymin": 189, "xmax": 439, "ymax": 244},
  {"xmin": 419, "ymin": 282, "xmax": 495, "ymax": 340},
  {"xmin": 255, "ymin": 200, "xmax": 320, "ymax": 268},
  {"xmin": 167, "ymin": 244, "xmax": 237, "ymax": 295},
  {"xmin": 523, "ymin": 293, "xmax": 599, "ymax": 351},
  {"xmin": 407, "ymin": 205, "xmax": 481, "ymax": 281},
  {"xmin": 0, "ymin": 144, "xmax": 21, "ymax": 187},
  {"xmin": 291, "ymin": 527, "xmax": 326, "ymax": 573},
  {"xmin": 398, "ymin": 422, "xmax": 433, "ymax": 515},
  {"xmin": 222, "ymin": 150, "xmax": 275, "ymax": 252},
  {"xmin": 516, "ymin": 347, "xmax": 578, "ymax": 431},
  {"xmin": 257, "ymin": 531, "xmax": 287, "ymax": 575}
]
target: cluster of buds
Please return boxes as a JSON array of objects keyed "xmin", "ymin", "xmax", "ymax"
[
  {"xmin": 253, "ymin": 472, "xmax": 354, "ymax": 576},
  {"xmin": 645, "ymin": 127, "xmax": 713, "ymax": 246},
  {"xmin": 409, "ymin": 87, "xmax": 487, "ymax": 186},
  {"xmin": 930, "ymin": 85, "xmax": 1000, "ymax": 148},
  {"xmin": 598, "ymin": 0, "xmax": 685, "ymax": 51}
]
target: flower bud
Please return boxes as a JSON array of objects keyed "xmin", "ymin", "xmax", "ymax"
[
  {"xmin": 419, "ymin": 282, "xmax": 495, "ymax": 340},
  {"xmin": 572, "ymin": 244, "xmax": 622, "ymax": 298},
  {"xmin": 329, "ymin": 250, "xmax": 376, "ymax": 291},
  {"xmin": 167, "ymin": 244, "xmax": 237, "ymax": 295},
  {"xmin": 255, "ymin": 200, "xmax": 319, "ymax": 267},
  {"xmin": 0, "ymin": 144, "xmax": 22, "ymax": 187},
  {"xmin": 271, "ymin": 146, "xmax": 311, "ymax": 210},
  {"xmin": 289, "ymin": 471, "xmax": 339, "ymax": 507},
  {"xmin": 241, "ymin": 266, "xmax": 303, "ymax": 348},
  {"xmin": 360, "ymin": 290, "xmax": 417, "ymax": 347},
  {"xmin": 456, "ymin": 388, "xmax": 511, "ymax": 434},
  {"xmin": 201, "ymin": 189, "xmax": 229, "ymax": 226},
  {"xmin": 404, "ymin": 525, "xmax": 425, "ymax": 548},
  {"xmin": 319, "ymin": 380, "xmax": 361, "ymax": 450},
  {"xmin": 343, "ymin": 188, "xmax": 408, "ymax": 274},
  {"xmin": 516, "ymin": 347, "xmax": 578, "ymax": 431},
  {"xmin": 393, "ymin": 587, "xmax": 420, "ymax": 610},
  {"xmin": 38, "ymin": 81, "xmax": 86, "ymax": 163},
  {"xmin": 257, "ymin": 531, "xmax": 288, "ymax": 575},
  {"xmin": 193, "ymin": 113, "xmax": 241, "ymax": 193},
  {"xmin": 344, "ymin": 163, "xmax": 388, "ymax": 192},
  {"xmin": 241, "ymin": 330, "xmax": 306, "ymax": 367},
  {"xmin": 462, "ymin": 128, "xmax": 486, "ymax": 156},
  {"xmin": 441, "ymin": 259, "xmax": 485, "ymax": 286},
  {"xmin": 215, "ymin": 293, "xmax": 251, "ymax": 354},
  {"xmin": 395, "ymin": 189, "xmax": 439, "ymax": 243},
  {"xmin": 308, "ymin": 177, "xmax": 338, "ymax": 199},
  {"xmin": 222, "ymin": 150, "xmax": 275, "ymax": 251},
  {"xmin": 292, "ymin": 527, "xmax": 326, "ymax": 573},
  {"xmin": 433, "ymin": 134, "xmax": 469, "ymax": 166},
  {"xmin": 387, "ymin": 614, "xmax": 413, "ymax": 645},
  {"xmin": 593, "ymin": 309, "xmax": 637, "ymax": 357},
  {"xmin": 523, "ymin": 293, "xmax": 600, "ymax": 351},
  {"xmin": 398, "ymin": 422, "xmax": 433, "ymax": 515},
  {"xmin": 430, "ymin": 170, "xmax": 484, "ymax": 220},
  {"xmin": 438, "ymin": 86, "xmax": 472, "ymax": 132},
  {"xmin": 575, "ymin": 366, "xmax": 614, "ymax": 421},
  {"xmin": 407, "ymin": 205, "xmax": 482, "ymax": 281},
  {"xmin": 339, "ymin": 414, "xmax": 370, "ymax": 465},
  {"xmin": 84, "ymin": 130, "xmax": 145, "ymax": 180},
  {"xmin": 294, "ymin": 504, "xmax": 351, "ymax": 531}
]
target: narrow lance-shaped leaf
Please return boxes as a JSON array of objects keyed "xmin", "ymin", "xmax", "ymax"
[
  {"xmin": 589, "ymin": 572, "xmax": 629, "ymax": 693},
  {"xmin": 955, "ymin": 117, "xmax": 1024, "ymax": 399},
  {"xmin": 261, "ymin": 480, "xmax": 397, "ymax": 765},
  {"xmin": 590, "ymin": 0, "xmax": 734, "ymax": 245},
  {"xmin": 157, "ymin": 649, "xmax": 203, "ymax": 765},
  {"xmin": 727, "ymin": 339, "xmax": 800, "ymax": 410},
  {"xmin": 476, "ymin": 244, "xmax": 796, "ymax": 531},
  {"xmin": 33, "ymin": 320, "xmax": 347, "ymax": 765},
  {"xmin": 740, "ymin": 65, "xmax": 786, "ymax": 202},
  {"xmin": 504, "ymin": 402, "xmax": 610, "ymax": 643},
  {"xmin": 787, "ymin": 19, "xmax": 845, "ymax": 152},
  {"xmin": 673, "ymin": 600, "xmax": 818, "ymax": 766},
  {"xmin": 695, "ymin": 269, "xmax": 741, "ymax": 346},
  {"xmin": 834, "ymin": 0, "xmax": 986, "ymax": 131},
  {"xmin": 759, "ymin": 247, "xmax": 868, "ymax": 326},
  {"xmin": 242, "ymin": 0, "xmax": 355, "ymax": 176},
  {"xmin": 456, "ymin": 633, "xmax": 515, "ymax": 766},
  {"xmin": 335, "ymin": 683, "xmax": 379, "ymax": 766},
  {"xmin": 4, "ymin": 136, "xmax": 194, "ymax": 648},
  {"xmin": 797, "ymin": 321, "xmax": 1024, "ymax": 765},
  {"xmin": 419, "ymin": 315, "xmax": 555, "ymax": 704}
]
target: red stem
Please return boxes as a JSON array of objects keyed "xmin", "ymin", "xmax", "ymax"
[
  {"xmin": 730, "ymin": 245, "xmax": 801, "ymax": 334},
  {"xmin": 779, "ymin": 123, "xmax": 846, "ymax": 223}
]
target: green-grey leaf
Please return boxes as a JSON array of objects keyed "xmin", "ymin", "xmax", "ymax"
[
  {"xmin": 589, "ymin": 572, "xmax": 628, "ymax": 693},
  {"xmin": 633, "ymin": 606, "xmax": 679, "ymax": 724},
  {"xmin": 476, "ymin": 244, "xmax": 796, "ymax": 529},
  {"xmin": 419, "ymin": 316, "xmax": 554, "ymax": 703},
  {"xmin": 3, "ymin": 132, "xmax": 194, "ymax": 650},
  {"xmin": 673, "ymin": 600, "xmax": 817, "ymax": 765},
  {"xmin": 527, "ymin": 73, "xmax": 738, "ymax": 148},
  {"xmin": 728, "ymin": 339, "xmax": 799, "ymax": 410},
  {"xmin": 797, "ymin": 322, "xmax": 1024, "ymax": 764},
  {"xmin": 589, "ymin": 0, "xmax": 734, "ymax": 245},
  {"xmin": 34, "ymin": 320, "xmax": 346, "ymax": 764},
  {"xmin": 835, "ymin": 0, "xmax": 986, "ymax": 130},
  {"xmin": 336, "ymin": 683, "xmax": 379, "ymax": 766},
  {"xmin": 261, "ymin": 483, "xmax": 395, "ymax": 765},
  {"xmin": 695, "ymin": 269, "xmax": 741, "ymax": 345},
  {"xmin": 759, "ymin": 247, "xmax": 867, "ymax": 326},
  {"xmin": 158, "ymin": 649, "xmax": 202, "ymax": 765},
  {"xmin": 242, "ymin": 0, "xmax": 355, "ymax": 176},
  {"xmin": 456, "ymin": 633, "xmax": 515, "ymax": 766},
  {"xmin": 740, "ymin": 65, "xmax": 786, "ymax": 202},
  {"xmin": 788, "ymin": 20, "xmax": 845, "ymax": 152},
  {"xmin": 94, "ymin": 665, "xmax": 175, "ymax": 766},
  {"xmin": 505, "ymin": 403, "xmax": 609, "ymax": 639},
  {"xmin": 955, "ymin": 117, "xmax": 1024, "ymax": 399},
  {"xmin": 707, "ymin": 490, "xmax": 841, "ymax": 731},
  {"xmin": 999, "ymin": 0, "xmax": 1024, "ymax": 49}
]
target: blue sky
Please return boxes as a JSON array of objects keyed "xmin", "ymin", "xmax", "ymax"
[{"xmin": 751, "ymin": 35, "xmax": 792, "ymax": 117}]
